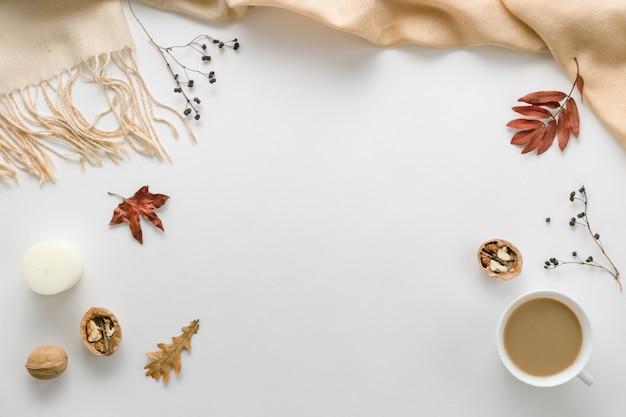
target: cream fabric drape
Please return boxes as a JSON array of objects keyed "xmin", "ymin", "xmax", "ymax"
[
  {"xmin": 0, "ymin": 0, "xmax": 188, "ymax": 182},
  {"xmin": 144, "ymin": 0, "xmax": 626, "ymax": 147},
  {"xmin": 2, "ymin": 0, "xmax": 625, "ymax": 182},
  {"xmin": 0, "ymin": 1, "xmax": 132, "ymax": 92}
]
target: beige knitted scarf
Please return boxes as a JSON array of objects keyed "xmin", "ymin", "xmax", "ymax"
[{"xmin": 2, "ymin": 0, "xmax": 626, "ymax": 182}]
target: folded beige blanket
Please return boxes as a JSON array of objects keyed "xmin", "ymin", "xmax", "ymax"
[{"xmin": 1, "ymin": 0, "xmax": 624, "ymax": 181}]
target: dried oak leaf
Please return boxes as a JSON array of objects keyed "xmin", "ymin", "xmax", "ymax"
[
  {"xmin": 108, "ymin": 185, "xmax": 169, "ymax": 244},
  {"xmin": 145, "ymin": 319, "xmax": 200, "ymax": 383},
  {"xmin": 507, "ymin": 58, "xmax": 584, "ymax": 155}
]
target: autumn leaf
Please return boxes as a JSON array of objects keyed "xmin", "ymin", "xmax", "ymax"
[
  {"xmin": 567, "ymin": 97, "xmax": 580, "ymax": 137},
  {"xmin": 556, "ymin": 109, "xmax": 570, "ymax": 150},
  {"xmin": 510, "ymin": 129, "xmax": 538, "ymax": 146},
  {"xmin": 517, "ymin": 90, "xmax": 567, "ymax": 105},
  {"xmin": 108, "ymin": 185, "xmax": 169, "ymax": 244},
  {"xmin": 145, "ymin": 319, "xmax": 200, "ymax": 383},
  {"xmin": 534, "ymin": 119, "xmax": 557, "ymax": 155},
  {"xmin": 506, "ymin": 118, "xmax": 544, "ymax": 130},
  {"xmin": 521, "ymin": 124, "xmax": 549, "ymax": 154},
  {"xmin": 507, "ymin": 58, "xmax": 584, "ymax": 155},
  {"xmin": 574, "ymin": 57, "xmax": 584, "ymax": 101},
  {"xmin": 511, "ymin": 105, "xmax": 553, "ymax": 118}
]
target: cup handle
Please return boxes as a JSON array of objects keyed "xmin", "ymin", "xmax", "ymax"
[{"xmin": 578, "ymin": 369, "xmax": 595, "ymax": 386}]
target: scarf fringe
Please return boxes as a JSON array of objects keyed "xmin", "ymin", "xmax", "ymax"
[{"xmin": 0, "ymin": 48, "xmax": 195, "ymax": 183}]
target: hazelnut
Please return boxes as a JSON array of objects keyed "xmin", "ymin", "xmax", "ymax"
[
  {"xmin": 25, "ymin": 345, "xmax": 68, "ymax": 379},
  {"xmin": 477, "ymin": 239, "xmax": 523, "ymax": 280},
  {"xmin": 80, "ymin": 307, "xmax": 122, "ymax": 356}
]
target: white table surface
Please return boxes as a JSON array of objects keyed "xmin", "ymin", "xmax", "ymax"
[{"xmin": 3, "ymin": 3, "xmax": 626, "ymax": 416}]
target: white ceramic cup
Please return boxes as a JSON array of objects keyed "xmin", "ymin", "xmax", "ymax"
[{"xmin": 496, "ymin": 289, "xmax": 594, "ymax": 387}]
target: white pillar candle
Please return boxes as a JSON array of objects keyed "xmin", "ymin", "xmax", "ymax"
[{"xmin": 22, "ymin": 241, "xmax": 83, "ymax": 295}]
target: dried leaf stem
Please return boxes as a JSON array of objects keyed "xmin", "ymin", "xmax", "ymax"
[
  {"xmin": 127, "ymin": 1, "xmax": 239, "ymax": 120},
  {"xmin": 545, "ymin": 186, "xmax": 622, "ymax": 292},
  {"xmin": 555, "ymin": 58, "xmax": 583, "ymax": 117}
]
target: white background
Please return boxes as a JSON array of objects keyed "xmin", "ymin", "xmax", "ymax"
[{"xmin": 2, "ymin": 3, "xmax": 626, "ymax": 416}]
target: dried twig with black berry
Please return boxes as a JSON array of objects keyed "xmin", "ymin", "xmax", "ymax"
[
  {"xmin": 128, "ymin": 0, "xmax": 240, "ymax": 120},
  {"xmin": 544, "ymin": 186, "xmax": 621, "ymax": 292}
]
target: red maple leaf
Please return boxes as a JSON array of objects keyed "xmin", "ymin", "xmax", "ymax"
[
  {"xmin": 507, "ymin": 58, "xmax": 584, "ymax": 155},
  {"xmin": 108, "ymin": 185, "xmax": 170, "ymax": 244}
]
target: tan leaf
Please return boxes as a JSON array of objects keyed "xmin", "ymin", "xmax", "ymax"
[
  {"xmin": 518, "ymin": 91, "xmax": 567, "ymax": 105},
  {"xmin": 536, "ymin": 119, "xmax": 557, "ymax": 155},
  {"xmin": 144, "ymin": 319, "xmax": 200, "ymax": 383},
  {"xmin": 511, "ymin": 105, "xmax": 553, "ymax": 118}
]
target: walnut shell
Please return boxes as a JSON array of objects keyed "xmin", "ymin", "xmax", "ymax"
[
  {"xmin": 477, "ymin": 239, "xmax": 523, "ymax": 281},
  {"xmin": 80, "ymin": 307, "xmax": 122, "ymax": 356},
  {"xmin": 25, "ymin": 345, "xmax": 68, "ymax": 379}
]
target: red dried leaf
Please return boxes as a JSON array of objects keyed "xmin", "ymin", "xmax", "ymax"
[
  {"xmin": 557, "ymin": 109, "xmax": 571, "ymax": 151},
  {"xmin": 540, "ymin": 101, "xmax": 562, "ymax": 109},
  {"xmin": 518, "ymin": 91, "xmax": 567, "ymax": 105},
  {"xmin": 508, "ymin": 58, "xmax": 583, "ymax": 155},
  {"xmin": 506, "ymin": 118, "xmax": 544, "ymax": 130},
  {"xmin": 567, "ymin": 97, "xmax": 580, "ymax": 138},
  {"xmin": 576, "ymin": 74, "xmax": 584, "ymax": 101},
  {"xmin": 535, "ymin": 119, "xmax": 558, "ymax": 155},
  {"xmin": 511, "ymin": 129, "xmax": 537, "ymax": 146},
  {"xmin": 512, "ymin": 105, "xmax": 553, "ymax": 118},
  {"xmin": 521, "ymin": 125, "xmax": 548, "ymax": 154},
  {"xmin": 108, "ymin": 185, "xmax": 170, "ymax": 244},
  {"xmin": 574, "ymin": 57, "xmax": 584, "ymax": 102}
]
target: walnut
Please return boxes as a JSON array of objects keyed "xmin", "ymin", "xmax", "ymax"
[
  {"xmin": 478, "ymin": 239, "xmax": 522, "ymax": 280},
  {"xmin": 80, "ymin": 307, "xmax": 122, "ymax": 356},
  {"xmin": 25, "ymin": 345, "xmax": 68, "ymax": 379}
]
